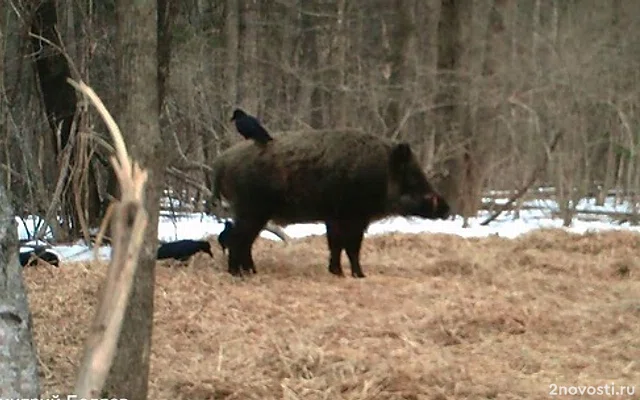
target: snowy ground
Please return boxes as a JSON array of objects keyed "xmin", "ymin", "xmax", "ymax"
[{"xmin": 16, "ymin": 195, "xmax": 640, "ymax": 263}]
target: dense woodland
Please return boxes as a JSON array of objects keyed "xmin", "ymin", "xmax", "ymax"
[
  {"xmin": 1, "ymin": 0, "xmax": 639, "ymax": 398},
  {"xmin": 2, "ymin": 0, "xmax": 640, "ymax": 241}
]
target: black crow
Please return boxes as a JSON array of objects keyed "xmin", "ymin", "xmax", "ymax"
[
  {"xmin": 230, "ymin": 108, "xmax": 273, "ymax": 145},
  {"xmin": 19, "ymin": 246, "xmax": 60, "ymax": 267},
  {"xmin": 217, "ymin": 220, "xmax": 234, "ymax": 253},
  {"xmin": 156, "ymin": 239, "xmax": 214, "ymax": 262}
]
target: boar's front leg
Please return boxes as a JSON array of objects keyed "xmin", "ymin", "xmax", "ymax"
[
  {"xmin": 227, "ymin": 215, "xmax": 267, "ymax": 277},
  {"xmin": 326, "ymin": 219, "xmax": 368, "ymax": 278}
]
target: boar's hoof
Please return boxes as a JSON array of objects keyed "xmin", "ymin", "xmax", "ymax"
[
  {"xmin": 243, "ymin": 264, "xmax": 257, "ymax": 274},
  {"xmin": 328, "ymin": 264, "xmax": 344, "ymax": 276},
  {"xmin": 229, "ymin": 269, "xmax": 244, "ymax": 278},
  {"xmin": 351, "ymin": 270, "xmax": 366, "ymax": 279},
  {"xmin": 228, "ymin": 265, "xmax": 244, "ymax": 277}
]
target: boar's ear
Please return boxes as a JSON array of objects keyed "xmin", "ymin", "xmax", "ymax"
[{"xmin": 389, "ymin": 142, "xmax": 412, "ymax": 170}]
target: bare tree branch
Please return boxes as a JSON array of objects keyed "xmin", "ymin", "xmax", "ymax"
[
  {"xmin": 480, "ymin": 130, "xmax": 564, "ymax": 226},
  {"xmin": 67, "ymin": 79, "xmax": 150, "ymax": 400}
]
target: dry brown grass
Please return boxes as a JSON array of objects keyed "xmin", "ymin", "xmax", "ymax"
[{"xmin": 25, "ymin": 228, "xmax": 639, "ymax": 399}]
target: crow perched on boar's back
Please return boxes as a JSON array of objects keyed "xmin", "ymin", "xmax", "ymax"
[
  {"xmin": 230, "ymin": 108, "xmax": 273, "ymax": 145},
  {"xmin": 211, "ymin": 129, "xmax": 451, "ymax": 278},
  {"xmin": 156, "ymin": 239, "xmax": 214, "ymax": 262},
  {"xmin": 217, "ymin": 220, "xmax": 234, "ymax": 254}
]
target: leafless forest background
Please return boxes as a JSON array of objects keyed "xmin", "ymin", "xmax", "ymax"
[
  {"xmin": 2, "ymin": 0, "xmax": 640, "ymax": 243},
  {"xmin": 2, "ymin": 1, "xmax": 640, "ymax": 398}
]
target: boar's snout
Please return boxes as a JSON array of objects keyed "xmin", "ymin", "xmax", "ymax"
[
  {"xmin": 397, "ymin": 192, "xmax": 450, "ymax": 220},
  {"xmin": 424, "ymin": 192, "xmax": 450, "ymax": 219},
  {"xmin": 388, "ymin": 142, "xmax": 451, "ymax": 220}
]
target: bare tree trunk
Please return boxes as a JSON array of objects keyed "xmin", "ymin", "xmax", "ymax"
[
  {"xmin": 555, "ymin": 122, "xmax": 576, "ymax": 227},
  {"xmin": 0, "ymin": 184, "xmax": 40, "ymax": 398},
  {"xmin": 383, "ymin": 0, "xmax": 415, "ymax": 137},
  {"xmin": 599, "ymin": 0, "xmax": 622, "ymax": 206},
  {"xmin": 624, "ymin": 141, "xmax": 635, "ymax": 213},
  {"xmin": 237, "ymin": 0, "xmax": 259, "ymax": 113},
  {"xmin": 31, "ymin": 0, "xmax": 105, "ymax": 238},
  {"xmin": 461, "ymin": 0, "xmax": 505, "ymax": 226},
  {"xmin": 615, "ymin": 156, "xmax": 625, "ymax": 206},
  {"xmin": 31, "ymin": 0, "xmax": 76, "ymax": 156},
  {"xmin": 0, "ymin": 9, "xmax": 6, "ymax": 192},
  {"xmin": 508, "ymin": 0, "xmax": 521, "ymax": 219},
  {"xmin": 630, "ymin": 153, "xmax": 640, "ymax": 224},
  {"xmin": 532, "ymin": 0, "xmax": 541, "ymax": 80},
  {"xmin": 331, "ymin": 0, "xmax": 349, "ymax": 128},
  {"xmin": 225, "ymin": 0, "xmax": 239, "ymax": 106},
  {"xmin": 448, "ymin": 0, "xmax": 477, "ymax": 228},
  {"xmin": 103, "ymin": 0, "xmax": 167, "ymax": 398},
  {"xmin": 434, "ymin": 0, "xmax": 463, "ymax": 218},
  {"xmin": 598, "ymin": 125, "xmax": 616, "ymax": 205},
  {"xmin": 294, "ymin": 1, "xmax": 322, "ymax": 128},
  {"xmin": 157, "ymin": 0, "xmax": 177, "ymax": 113},
  {"xmin": 555, "ymin": 155, "xmax": 573, "ymax": 227}
]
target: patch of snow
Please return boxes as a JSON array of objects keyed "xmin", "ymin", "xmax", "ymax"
[{"xmin": 17, "ymin": 196, "xmax": 640, "ymax": 265}]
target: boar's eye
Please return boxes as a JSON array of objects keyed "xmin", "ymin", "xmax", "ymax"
[{"xmin": 402, "ymin": 168, "xmax": 430, "ymax": 194}]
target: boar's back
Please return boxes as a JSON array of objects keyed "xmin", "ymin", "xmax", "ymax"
[{"xmin": 212, "ymin": 130, "xmax": 402, "ymax": 223}]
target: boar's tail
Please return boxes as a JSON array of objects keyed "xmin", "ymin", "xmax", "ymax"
[{"xmin": 209, "ymin": 162, "xmax": 224, "ymax": 206}]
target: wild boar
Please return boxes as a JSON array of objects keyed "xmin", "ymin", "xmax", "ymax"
[{"xmin": 211, "ymin": 130, "xmax": 450, "ymax": 278}]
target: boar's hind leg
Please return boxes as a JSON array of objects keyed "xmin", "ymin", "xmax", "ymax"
[
  {"xmin": 326, "ymin": 221, "xmax": 344, "ymax": 276},
  {"xmin": 343, "ymin": 221, "xmax": 368, "ymax": 278},
  {"xmin": 228, "ymin": 216, "xmax": 267, "ymax": 276},
  {"xmin": 326, "ymin": 220, "xmax": 368, "ymax": 278}
]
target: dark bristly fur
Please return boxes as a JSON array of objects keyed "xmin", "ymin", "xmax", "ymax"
[
  {"xmin": 230, "ymin": 108, "xmax": 273, "ymax": 145},
  {"xmin": 156, "ymin": 239, "xmax": 214, "ymax": 262},
  {"xmin": 218, "ymin": 220, "xmax": 234, "ymax": 254},
  {"xmin": 211, "ymin": 130, "xmax": 450, "ymax": 278},
  {"xmin": 19, "ymin": 246, "xmax": 60, "ymax": 267}
]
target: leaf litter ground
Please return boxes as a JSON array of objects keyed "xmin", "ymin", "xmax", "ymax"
[{"xmin": 25, "ymin": 229, "xmax": 639, "ymax": 399}]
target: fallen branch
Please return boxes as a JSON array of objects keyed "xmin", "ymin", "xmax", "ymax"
[
  {"xmin": 480, "ymin": 130, "xmax": 563, "ymax": 226},
  {"xmin": 480, "ymin": 202, "xmax": 639, "ymax": 222},
  {"xmin": 67, "ymin": 78, "xmax": 149, "ymax": 399}
]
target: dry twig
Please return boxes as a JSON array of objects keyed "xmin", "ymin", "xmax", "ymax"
[{"xmin": 66, "ymin": 78, "xmax": 150, "ymax": 399}]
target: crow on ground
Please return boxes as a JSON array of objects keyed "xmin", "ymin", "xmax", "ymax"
[
  {"xmin": 230, "ymin": 108, "xmax": 273, "ymax": 145},
  {"xmin": 217, "ymin": 220, "xmax": 234, "ymax": 254},
  {"xmin": 156, "ymin": 239, "xmax": 214, "ymax": 262},
  {"xmin": 19, "ymin": 246, "xmax": 60, "ymax": 267}
]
